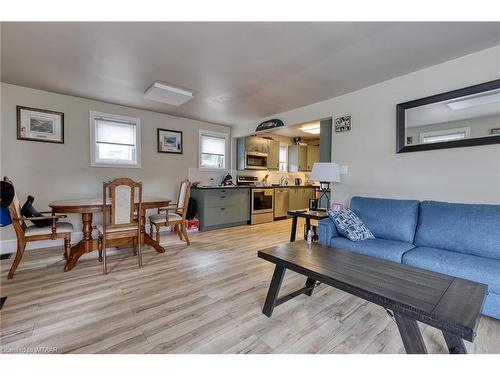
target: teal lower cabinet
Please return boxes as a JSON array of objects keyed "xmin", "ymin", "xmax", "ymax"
[{"xmin": 191, "ymin": 188, "xmax": 251, "ymax": 231}]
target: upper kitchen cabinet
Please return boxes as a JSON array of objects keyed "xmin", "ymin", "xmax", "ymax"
[
  {"xmin": 306, "ymin": 143, "xmax": 320, "ymax": 171},
  {"xmin": 245, "ymin": 136, "xmax": 267, "ymax": 153},
  {"xmin": 288, "ymin": 144, "xmax": 308, "ymax": 172},
  {"xmin": 267, "ymin": 139, "xmax": 280, "ymax": 170}
]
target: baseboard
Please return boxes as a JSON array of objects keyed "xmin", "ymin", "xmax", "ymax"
[{"xmin": 0, "ymin": 224, "xmax": 175, "ymax": 254}]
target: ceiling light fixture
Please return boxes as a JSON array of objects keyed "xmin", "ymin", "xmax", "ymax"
[
  {"xmin": 144, "ymin": 81, "xmax": 194, "ymax": 106},
  {"xmin": 301, "ymin": 124, "xmax": 320, "ymax": 134},
  {"xmin": 446, "ymin": 90, "xmax": 500, "ymax": 111}
]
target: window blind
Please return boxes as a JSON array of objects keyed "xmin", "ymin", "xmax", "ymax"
[
  {"xmin": 201, "ymin": 134, "xmax": 226, "ymax": 155},
  {"xmin": 96, "ymin": 119, "xmax": 136, "ymax": 146}
]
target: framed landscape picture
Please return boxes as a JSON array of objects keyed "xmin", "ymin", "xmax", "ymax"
[
  {"xmin": 157, "ymin": 128, "xmax": 183, "ymax": 154},
  {"xmin": 17, "ymin": 106, "xmax": 64, "ymax": 144}
]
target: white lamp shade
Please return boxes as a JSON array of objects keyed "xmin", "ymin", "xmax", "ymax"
[{"xmin": 310, "ymin": 162, "xmax": 341, "ymax": 183}]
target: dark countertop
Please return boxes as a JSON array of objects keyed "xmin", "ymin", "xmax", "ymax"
[{"xmin": 192, "ymin": 185, "xmax": 317, "ymax": 190}]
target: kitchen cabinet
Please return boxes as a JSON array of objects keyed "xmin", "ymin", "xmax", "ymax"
[
  {"xmin": 288, "ymin": 144, "xmax": 308, "ymax": 172},
  {"xmin": 245, "ymin": 136, "xmax": 267, "ymax": 153},
  {"xmin": 267, "ymin": 139, "xmax": 280, "ymax": 170},
  {"xmin": 306, "ymin": 143, "xmax": 320, "ymax": 171},
  {"xmin": 288, "ymin": 187, "xmax": 315, "ymax": 210},
  {"xmin": 191, "ymin": 188, "xmax": 250, "ymax": 231}
]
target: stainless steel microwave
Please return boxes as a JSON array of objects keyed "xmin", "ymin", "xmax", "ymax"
[{"xmin": 245, "ymin": 151, "xmax": 268, "ymax": 170}]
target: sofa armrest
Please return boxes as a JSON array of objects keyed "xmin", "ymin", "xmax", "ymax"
[{"xmin": 318, "ymin": 219, "xmax": 339, "ymax": 245}]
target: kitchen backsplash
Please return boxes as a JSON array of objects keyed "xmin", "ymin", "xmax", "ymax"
[{"xmin": 188, "ymin": 167, "xmax": 313, "ymax": 186}]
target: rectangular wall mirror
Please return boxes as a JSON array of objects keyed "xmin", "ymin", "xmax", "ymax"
[{"xmin": 396, "ymin": 79, "xmax": 500, "ymax": 153}]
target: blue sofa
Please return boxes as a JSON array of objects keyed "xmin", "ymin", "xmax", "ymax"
[{"xmin": 318, "ymin": 196, "xmax": 500, "ymax": 320}]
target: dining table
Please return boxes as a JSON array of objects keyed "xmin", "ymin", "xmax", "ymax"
[{"xmin": 49, "ymin": 196, "xmax": 171, "ymax": 271}]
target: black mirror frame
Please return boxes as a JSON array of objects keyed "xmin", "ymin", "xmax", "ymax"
[{"xmin": 396, "ymin": 79, "xmax": 500, "ymax": 153}]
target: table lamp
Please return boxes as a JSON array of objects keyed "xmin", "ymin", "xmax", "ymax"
[{"xmin": 310, "ymin": 162, "xmax": 341, "ymax": 210}]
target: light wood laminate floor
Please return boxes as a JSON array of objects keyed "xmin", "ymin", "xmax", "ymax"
[{"xmin": 1, "ymin": 218, "xmax": 499, "ymax": 354}]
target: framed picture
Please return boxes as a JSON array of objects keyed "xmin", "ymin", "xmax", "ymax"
[
  {"xmin": 491, "ymin": 128, "xmax": 500, "ymax": 135},
  {"xmin": 335, "ymin": 115, "xmax": 351, "ymax": 132},
  {"xmin": 17, "ymin": 106, "xmax": 64, "ymax": 144},
  {"xmin": 157, "ymin": 128, "xmax": 183, "ymax": 154}
]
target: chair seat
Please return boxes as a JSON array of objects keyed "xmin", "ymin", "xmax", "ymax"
[
  {"xmin": 96, "ymin": 224, "xmax": 139, "ymax": 234},
  {"xmin": 25, "ymin": 222, "xmax": 73, "ymax": 236},
  {"xmin": 149, "ymin": 212, "xmax": 182, "ymax": 224}
]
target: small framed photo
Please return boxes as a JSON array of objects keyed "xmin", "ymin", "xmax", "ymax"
[
  {"xmin": 335, "ymin": 115, "xmax": 351, "ymax": 132},
  {"xmin": 157, "ymin": 128, "xmax": 183, "ymax": 154},
  {"xmin": 17, "ymin": 106, "xmax": 64, "ymax": 144},
  {"xmin": 491, "ymin": 128, "xmax": 500, "ymax": 135}
]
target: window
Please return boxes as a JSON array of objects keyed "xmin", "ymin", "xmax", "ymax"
[
  {"xmin": 90, "ymin": 111, "xmax": 141, "ymax": 168},
  {"xmin": 199, "ymin": 130, "xmax": 228, "ymax": 169},
  {"xmin": 420, "ymin": 127, "xmax": 470, "ymax": 144},
  {"xmin": 279, "ymin": 145, "xmax": 287, "ymax": 172}
]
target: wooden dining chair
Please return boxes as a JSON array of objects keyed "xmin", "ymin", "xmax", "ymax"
[
  {"xmin": 97, "ymin": 178, "xmax": 143, "ymax": 274},
  {"xmin": 149, "ymin": 180, "xmax": 192, "ymax": 246},
  {"xmin": 6, "ymin": 187, "xmax": 73, "ymax": 279}
]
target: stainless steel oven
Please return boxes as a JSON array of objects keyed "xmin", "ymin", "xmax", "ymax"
[
  {"xmin": 251, "ymin": 188, "xmax": 274, "ymax": 224},
  {"xmin": 245, "ymin": 152, "xmax": 268, "ymax": 170}
]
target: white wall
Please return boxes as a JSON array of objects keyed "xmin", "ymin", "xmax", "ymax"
[
  {"xmin": 0, "ymin": 83, "xmax": 231, "ymax": 244},
  {"xmin": 234, "ymin": 45, "xmax": 500, "ymax": 205}
]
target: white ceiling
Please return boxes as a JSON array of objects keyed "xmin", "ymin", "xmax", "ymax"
[
  {"xmin": 270, "ymin": 121, "xmax": 321, "ymax": 139},
  {"xmin": 2, "ymin": 22, "xmax": 500, "ymax": 127}
]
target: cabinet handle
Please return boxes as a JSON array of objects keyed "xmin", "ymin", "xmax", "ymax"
[
  {"xmin": 220, "ymin": 196, "xmax": 226, "ymax": 198},
  {"xmin": 221, "ymin": 190, "xmax": 226, "ymax": 193},
  {"xmin": 220, "ymin": 207, "xmax": 226, "ymax": 210}
]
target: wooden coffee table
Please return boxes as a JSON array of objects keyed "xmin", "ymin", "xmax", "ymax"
[{"xmin": 258, "ymin": 241, "xmax": 487, "ymax": 354}]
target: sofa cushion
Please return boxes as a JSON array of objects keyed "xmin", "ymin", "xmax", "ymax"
[
  {"xmin": 328, "ymin": 208, "xmax": 375, "ymax": 241},
  {"xmin": 403, "ymin": 246, "xmax": 500, "ymax": 294},
  {"xmin": 329, "ymin": 237, "xmax": 416, "ymax": 263},
  {"xmin": 350, "ymin": 196, "xmax": 420, "ymax": 243},
  {"xmin": 415, "ymin": 201, "xmax": 500, "ymax": 260}
]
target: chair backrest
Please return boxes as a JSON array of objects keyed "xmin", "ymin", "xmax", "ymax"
[
  {"xmin": 102, "ymin": 178, "xmax": 142, "ymax": 233},
  {"xmin": 8, "ymin": 193, "xmax": 26, "ymax": 238},
  {"xmin": 175, "ymin": 180, "xmax": 192, "ymax": 219}
]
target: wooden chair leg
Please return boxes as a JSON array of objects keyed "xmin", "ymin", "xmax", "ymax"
[
  {"xmin": 8, "ymin": 239, "xmax": 27, "ymax": 279},
  {"xmin": 155, "ymin": 224, "xmax": 161, "ymax": 244},
  {"xmin": 102, "ymin": 236, "xmax": 107, "ymax": 275},
  {"xmin": 132, "ymin": 237, "xmax": 137, "ymax": 256},
  {"xmin": 137, "ymin": 233, "xmax": 143, "ymax": 268},
  {"xmin": 98, "ymin": 236, "xmax": 103, "ymax": 262},
  {"xmin": 64, "ymin": 235, "xmax": 72, "ymax": 261},
  {"xmin": 181, "ymin": 222, "xmax": 190, "ymax": 246},
  {"xmin": 175, "ymin": 223, "xmax": 183, "ymax": 240}
]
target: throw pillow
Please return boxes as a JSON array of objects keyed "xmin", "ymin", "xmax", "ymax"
[{"xmin": 328, "ymin": 208, "xmax": 375, "ymax": 241}]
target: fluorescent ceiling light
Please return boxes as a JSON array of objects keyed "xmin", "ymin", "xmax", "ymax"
[
  {"xmin": 446, "ymin": 91, "xmax": 500, "ymax": 110},
  {"xmin": 301, "ymin": 124, "xmax": 320, "ymax": 134},
  {"xmin": 144, "ymin": 81, "xmax": 194, "ymax": 106}
]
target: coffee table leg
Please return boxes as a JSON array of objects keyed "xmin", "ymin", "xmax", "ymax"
[
  {"xmin": 394, "ymin": 311, "xmax": 428, "ymax": 354},
  {"xmin": 263, "ymin": 265, "xmax": 286, "ymax": 317},
  {"xmin": 290, "ymin": 216, "xmax": 298, "ymax": 242},
  {"xmin": 442, "ymin": 331, "xmax": 467, "ymax": 354},
  {"xmin": 304, "ymin": 277, "xmax": 317, "ymax": 296}
]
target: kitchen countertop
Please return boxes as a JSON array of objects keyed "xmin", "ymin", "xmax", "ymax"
[{"xmin": 192, "ymin": 185, "xmax": 317, "ymax": 189}]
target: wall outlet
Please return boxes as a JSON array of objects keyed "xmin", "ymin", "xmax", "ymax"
[{"xmin": 340, "ymin": 165, "xmax": 348, "ymax": 175}]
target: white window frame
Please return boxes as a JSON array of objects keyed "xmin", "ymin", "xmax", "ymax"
[
  {"xmin": 279, "ymin": 144, "xmax": 288, "ymax": 172},
  {"xmin": 419, "ymin": 126, "xmax": 470, "ymax": 145},
  {"xmin": 90, "ymin": 111, "xmax": 141, "ymax": 168},
  {"xmin": 199, "ymin": 130, "xmax": 229, "ymax": 171}
]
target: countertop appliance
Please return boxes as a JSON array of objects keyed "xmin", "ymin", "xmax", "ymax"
[
  {"xmin": 251, "ymin": 188, "xmax": 274, "ymax": 224},
  {"xmin": 244, "ymin": 151, "xmax": 268, "ymax": 170},
  {"xmin": 237, "ymin": 175, "xmax": 258, "ymax": 186},
  {"xmin": 274, "ymin": 188, "xmax": 289, "ymax": 220},
  {"xmin": 294, "ymin": 178, "xmax": 303, "ymax": 186}
]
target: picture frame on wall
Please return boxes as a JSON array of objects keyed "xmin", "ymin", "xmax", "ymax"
[
  {"xmin": 17, "ymin": 106, "xmax": 64, "ymax": 144},
  {"xmin": 157, "ymin": 128, "xmax": 183, "ymax": 154},
  {"xmin": 335, "ymin": 115, "xmax": 351, "ymax": 132}
]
